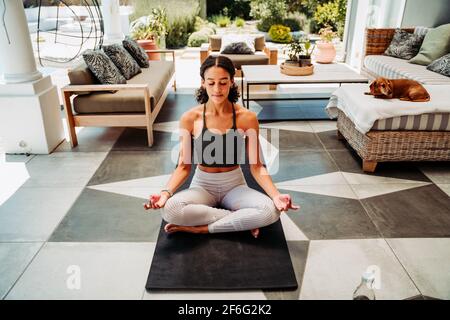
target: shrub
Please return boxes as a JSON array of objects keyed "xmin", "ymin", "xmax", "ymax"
[
  {"xmin": 187, "ymin": 31, "xmax": 209, "ymax": 47},
  {"xmin": 283, "ymin": 18, "xmax": 302, "ymax": 32},
  {"xmin": 166, "ymin": 14, "xmax": 196, "ymax": 48},
  {"xmin": 207, "ymin": 0, "xmax": 252, "ymax": 20},
  {"xmin": 251, "ymin": 0, "xmax": 287, "ymax": 32},
  {"xmin": 268, "ymin": 24, "xmax": 292, "ymax": 43},
  {"xmin": 314, "ymin": 0, "xmax": 347, "ymax": 38},
  {"xmin": 211, "ymin": 14, "xmax": 231, "ymax": 27},
  {"xmin": 235, "ymin": 17, "xmax": 245, "ymax": 28}
]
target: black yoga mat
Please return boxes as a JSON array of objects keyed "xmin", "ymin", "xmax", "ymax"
[{"xmin": 145, "ymin": 219, "xmax": 297, "ymax": 290}]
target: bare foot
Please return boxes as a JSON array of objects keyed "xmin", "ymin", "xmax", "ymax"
[
  {"xmin": 251, "ymin": 228, "xmax": 260, "ymax": 238},
  {"xmin": 164, "ymin": 223, "xmax": 208, "ymax": 234}
]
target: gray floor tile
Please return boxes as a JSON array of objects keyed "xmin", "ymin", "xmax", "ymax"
[
  {"xmin": 22, "ymin": 152, "xmax": 107, "ymax": 188},
  {"xmin": 283, "ymin": 190, "xmax": 381, "ymax": 240},
  {"xmin": 111, "ymin": 128, "xmax": 179, "ymax": 151},
  {"xmin": 362, "ymin": 184, "xmax": 450, "ymax": 238},
  {"xmin": 388, "ymin": 238, "xmax": 450, "ymax": 300},
  {"xmin": 6, "ymin": 242, "xmax": 155, "ymax": 300},
  {"xmin": 87, "ymin": 151, "xmax": 176, "ymax": 186},
  {"xmin": 263, "ymin": 241, "xmax": 309, "ymax": 300},
  {"xmin": 270, "ymin": 151, "xmax": 339, "ymax": 183},
  {"xmin": 316, "ymin": 130, "xmax": 349, "ymax": 150},
  {"xmin": 56, "ymin": 127, "xmax": 124, "ymax": 152},
  {"xmin": 0, "ymin": 242, "xmax": 43, "ymax": 299},
  {"xmin": 328, "ymin": 150, "xmax": 432, "ymax": 182},
  {"xmin": 276, "ymin": 129, "xmax": 324, "ymax": 151},
  {"xmin": 299, "ymin": 239, "xmax": 419, "ymax": 300},
  {"xmin": 0, "ymin": 187, "xmax": 82, "ymax": 241},
  {"xmin": 5, "ymin": 154, "xmax": 36, "ymax": 163},
  {"xmin": 49, "ymin": 189, "xmax": 162, "ymax": 242}
]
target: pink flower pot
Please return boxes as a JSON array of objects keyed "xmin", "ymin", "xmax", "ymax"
[{"xmin": 315, "ymin": 42, "xmax": 336, "ymax": 64}]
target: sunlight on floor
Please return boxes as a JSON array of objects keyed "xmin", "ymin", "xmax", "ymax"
[{"xmin": 0, "ymin": 162, "xmax": 30, "ymax": 206}]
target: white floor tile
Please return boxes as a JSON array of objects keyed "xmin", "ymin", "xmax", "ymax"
[
  {"xmin": 387, "ymin": 238, "xmax": 450, "ymax": 300},
  {"xmin": 277, "ymin": 184, "xmax": 358, "ymax": 200},
  {"xmin": 419, "ymin": 164, "xmax": 450, "ymax": 184},
  {"xmin": 436, "ymin": 184, "xmax": 450, "ymax": 196},
  {"xmin": 299, "ymin": 239, "xmax": 419, "ymax": 300},
  {"xmin": 6, "ymin": 242, "xmax": 155, "ymax": 300},
  {"xmin": 22, "ymin": 152, "xmax": 107, "ymax": 187},
  {"xmin": 0, "ymin": 187, "xmax": 82, "ymax": 241},
  {"xmin": 0, "ymin": 243, "xmax": 43, "ymax": 299},
  {"xmin": 308, "ymin": 121, "xmax": 337, "ymax": 133}
]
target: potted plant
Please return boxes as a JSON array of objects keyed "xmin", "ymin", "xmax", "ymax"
[
  {"xmin": 283, "ymin": 38, "xmax": 303, "ymax": 66},
  {"xmin": 130, "ymin": 7, "xmax": 168, "ymax": 60},
  {"xmin": 315, "ymin": 26, "xmax": 337, "ymax": 64},
  {"xmin": 299, "ymin": 38, "xmax": 314, "ymax": 67}
]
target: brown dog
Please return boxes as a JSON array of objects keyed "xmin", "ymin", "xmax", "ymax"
[{"xmin": 365, "ymin": 77, "xmax": 430, "ymax": 102}]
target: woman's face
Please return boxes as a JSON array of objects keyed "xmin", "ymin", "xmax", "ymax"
[{"xmin": 202, "ymin": 66, "xmax": 233, "ymax": 105}]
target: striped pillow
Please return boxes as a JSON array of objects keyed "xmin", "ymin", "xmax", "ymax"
[
  {"xmin": 82, "ymin": 50, "xmax": 126, "ymax": 85},
  {"xmin": 103, "ymin": 44, "xmax": 142, "ymax": 80}
]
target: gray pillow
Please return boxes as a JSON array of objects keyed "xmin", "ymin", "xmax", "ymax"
[
  {"xmin": 220, "ymin": 42, "xmax": 254, "ymax": 54},
  {"xmin": 103, "ymin": 44, "xmax": 141, "ymax": 80},
  {"xmin": 122, "ymin": 36, "xmax": 150, "ymax": 68},
  {"xmin": 427, "ymin": 53, "xmax": 450, "ymax": 77},
  {"xmin": 384, "ymin": 29, "xmax": 424, "ymax": 60},
  {"xmin": 82, "ymin": 49, "xmax": 126, "ymax": 85}
]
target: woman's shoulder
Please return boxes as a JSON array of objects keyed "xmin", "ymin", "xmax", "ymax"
[
  {"xmin": 180, "ymin": 105, "xmax": 203, "ymax": 130},
  {"xmin": 235, "ymin": 104, "xmax": 258, "ymax": 129}
]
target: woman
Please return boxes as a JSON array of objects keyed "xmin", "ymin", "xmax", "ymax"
[{"xmin": 144, "ymin": 55, "xmax": 299, "ymax": 238}]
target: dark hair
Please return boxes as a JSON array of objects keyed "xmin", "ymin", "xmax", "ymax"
[{"xmin": 195, "ymin": 55, "xmax": 240, "ymax": 104}]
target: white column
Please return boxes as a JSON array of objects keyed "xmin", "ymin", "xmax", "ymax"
[
  {"xmin": 102, "ymin": 0, "xmax": 124, "ymax": 44},
  {"xmin": 0, "ymin": 1, "xmax": 64, "ymax": 154},
  {"xmin": 0, "ymin": 0, "xmax": 42, "ymax": 83}
]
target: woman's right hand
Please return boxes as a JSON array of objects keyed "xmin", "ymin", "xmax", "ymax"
[{"xmin": 143, "ymin": 193, "xmax": 169, "ymax": 210}]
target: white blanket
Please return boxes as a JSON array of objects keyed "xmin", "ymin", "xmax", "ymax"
[{"xmin": 326, "ymin": 84, "xmax": 450, "ymax": 134}]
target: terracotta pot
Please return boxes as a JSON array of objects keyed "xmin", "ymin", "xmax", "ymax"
[
  {"xmin": 315, "ymin": 42, "xmax": 336, "ymax": 64},
  {"xmin": 137, "ymin": 39, "xmax": 160, "ymax": 61}
]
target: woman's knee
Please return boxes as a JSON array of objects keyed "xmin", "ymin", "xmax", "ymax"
[
  {"xmin": 162, "ymin": 197, "xmax": 185, "ymax": 224},
  {"xmin": 260, "ymin": 200, "xmax": 280, "ymax": 225}
]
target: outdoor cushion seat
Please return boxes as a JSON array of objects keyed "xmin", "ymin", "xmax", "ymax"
[
  {"xmin": 73, "ymin": 60, "xmax": 174, "ymax": 114},
  {"xmin": 207, "ymin": 51, "xmax": 270, "ymax": 69}
]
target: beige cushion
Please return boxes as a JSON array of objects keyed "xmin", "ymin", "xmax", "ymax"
[
  {"xmin": 209, "ymin": 34, "xmax": 265, "ymax": 52},
  {"xmin": 209, "ymin": 51, "xmax": 269, "ymax": 69},
  {"xmin": 68, "ymin": 63, "xmax": 99, "ymax": 95},
  {"xmin": 73, "ymin": 60, "xmax": 174, "ymax": 114}
]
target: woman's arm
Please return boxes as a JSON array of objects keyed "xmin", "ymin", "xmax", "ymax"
[
  {"xmin": 245, "ymin": 112, "xmax": 281, "ymax": 200},
  {"xmin": 161, "ymin": 112, "xmax": 194, "ymax": 195}
]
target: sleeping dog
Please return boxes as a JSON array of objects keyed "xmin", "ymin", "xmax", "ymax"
[{"xmin": 365, "ymin": 77, "xmax": 430, "ymax": 102}]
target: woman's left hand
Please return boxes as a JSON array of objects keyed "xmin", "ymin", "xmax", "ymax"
[{"xmin": 272, "ymin": 194, "xmax": 300, "ymax": 213}]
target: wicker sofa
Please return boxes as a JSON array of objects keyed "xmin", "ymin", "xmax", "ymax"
[
  {"xmin": 62, "ymin": 50, "xmax": 176, "ymax": 148},
  {"xmin": 336, "ymin": 28, "xmax": 450, "ymax": 172}
]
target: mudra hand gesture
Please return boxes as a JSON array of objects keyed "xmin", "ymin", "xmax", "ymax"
[{"xmin": 272, "ymin": 194, "xmax": 300, "ymax": 213}]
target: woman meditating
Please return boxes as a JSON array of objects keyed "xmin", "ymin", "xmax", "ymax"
[{"xmin": 144, "ymin": 55, "xmax": 299, "ymax": 238}]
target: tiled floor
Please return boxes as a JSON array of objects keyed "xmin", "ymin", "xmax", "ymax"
[{"xmin": 1, "ymin": 63, "xmax": 450, "ymax": 300}]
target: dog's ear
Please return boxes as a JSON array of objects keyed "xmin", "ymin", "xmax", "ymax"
[{"xmin": 369, "ymin": 80, "xmax": 375, "ymax": 94}]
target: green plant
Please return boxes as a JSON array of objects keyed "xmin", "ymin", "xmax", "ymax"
[
  {"xmin": 187, "ymin": 31, "xmax": 209, "ymax": 47},
  {"xmin": 130, "ymin": 7, "xmax": 168, "ymax": 41},
  {"xmin": 166, "ymin": 14, "xmax": 197, "ymax": 48},
  {"xmin": 211, "ymin": 14, "xmax": 231, "ymax": 27},
  {"xmin": 319, "ymin": 26, "xmax": 337, "ymax": 42},
  {"xmin": 256, "ymin": 18, "xmax": 275, "ymax": 32},
  {"xmin": 314, "ymin": 0, "xmax": 347, "ymax": 38},
  {"xmin": 268, "ymin": 24, "xmax": 292, "ymax": 43},
  {"xmin": 283, "ymin": 39, "xmax": 303, "ymax": 61},
  {"xmin": 250, "ymin": 0, "xmax": 287, "ymax": 22},
  {"xmin": 235, "ymin": 17, "xmax": 245, "ymax": 28}
]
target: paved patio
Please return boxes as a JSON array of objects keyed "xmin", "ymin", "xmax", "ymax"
[{"xmin": 1, "ymin": 47, "xmax": 450, "ymax": 300}]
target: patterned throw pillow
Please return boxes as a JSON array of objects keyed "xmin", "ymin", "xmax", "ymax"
[
  {"xmin": 427, "ymin": 53, "xmax": 450, "ymax": 77},
  {"xmin": 384, "ymin": 29, "xmax": 424, "ymax": 60},
  {"xmin": 220, "ymin": 42, "xmax": 255, "ymax": 54},
  {"xmin": 103, "ymin": 44, "xmax": 141, "ymax": 80},
  {"xmin": 220, "ymin": 34, "xmax": 255, "ymax": 54},
  {"xmin": 122, "ymin": 36, "xmax": 150, "ymax": 68},
  {"xmin": 82, "ymin": 49, "xmax": 126, "ymax": 85}
]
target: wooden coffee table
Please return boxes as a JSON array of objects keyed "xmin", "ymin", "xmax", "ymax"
[{"xmin": 241, "ymin": 63, "xmax": 369, "ymax": 109}]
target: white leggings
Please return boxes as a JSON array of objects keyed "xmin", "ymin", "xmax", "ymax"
[{"xmin": 162, "ymin": 166, "xmax": 280, "ymax": 233}]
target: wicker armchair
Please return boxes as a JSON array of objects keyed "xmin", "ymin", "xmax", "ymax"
[{"xmin": 336, "ymin": 28, "xmax": 450, "ymax": 172}]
